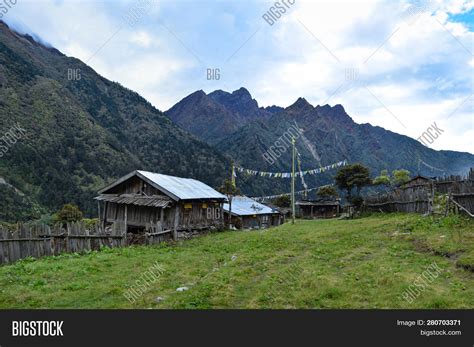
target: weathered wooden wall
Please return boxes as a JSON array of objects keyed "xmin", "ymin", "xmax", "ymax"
[
  {"xmin": 105, "ymin": 203, "xmax": 174, "ymax": 229},
  {"xmin": 177, "ymin": 201, "xmax": 224, "ymax": 231},
  {"xmin": 106, "ymin": 175, "xmax": 163, "ymax": 195},
  {"xmin": 102, "ymin": 201, "xmax": 224, "ymax": 231},
  {"xmin": 365, "ymin": 185, "xmax": 431, "ymax": 213},
  {"xmin": 298, "ymin": 205, "xmax": 339, "ymax": 219},
  {"xmin": 230, "ymin": 213, "xmax": 281, "ymax": 229},
  {"xmin": 365, "ymin": 172, "xmax": 474, "ymax": 215},
  {"xmin": 0, "ymin": 221, "xmax": 171, "ymax": 265}
]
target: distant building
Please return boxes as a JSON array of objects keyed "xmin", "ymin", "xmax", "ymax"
[
  {"xmin": 265, "ymin": 202, "xmax": 291, "ymax": 219},
  {"xmin": 95, "ymin": 170, "xmax": 227, "ymax": 240},
  {"xmin": 223, "ymin": 196, "xmax": 284, "ymax": 229},
  {"xmin": 296, "ymin": 199, "xmax": 341, "ymax": 219},
  {"xmin": 400, "ymin": 175, "xmax": 435, "ymax": 189}
]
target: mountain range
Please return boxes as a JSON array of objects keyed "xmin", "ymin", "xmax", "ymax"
[
  {"xmin": 167, "ymin": 87, "xmax": 474, "ymax": 196},
  {"xmin": 1, "ymin": 20, "xmax": 473, "ymax": 222},
  {"xmin": 166, "ymin": 87, "xmax": 281, "ymax": 145}
]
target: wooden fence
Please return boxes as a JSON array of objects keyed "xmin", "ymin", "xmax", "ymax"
[
  {"xmin": 365, "ymin": 170, "xmax": 474, "ymax": 215},
  {"xmin": 448, "ymin": 194, "xmax": 474, "ymax": 218},
  {"xmin": 435, "ymin": 172, "xmax": 474, "ymax": 215},
  {"xmin": 365, "ymin": 185, "xmax": 432, "ymax": 213},
  {"xmin": 0, "ymin": 221, "xmax": 172, "ymax": 265}
]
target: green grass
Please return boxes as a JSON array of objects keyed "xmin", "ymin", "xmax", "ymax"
[{"xmin": 0, "ymin": 214, "xmax": 473, "ymax": 309}]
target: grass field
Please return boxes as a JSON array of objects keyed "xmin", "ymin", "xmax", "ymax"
[{"xmin": 0, "ymin": 213, "xmax": 473, "ymax": 309}]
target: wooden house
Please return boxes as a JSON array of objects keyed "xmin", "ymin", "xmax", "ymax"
[
  {"xmin": 265, "ymin": 202, "xmax": 291, "ymax": 219},
  {"xmin": 95, "ymin": 170, "xmax": 227, "ymax": 240},
  {"xmin": 296, "ymin": 199, "xmax": 341, "ymax": 219},
  {"xmin": 223, "ymin": 196, "xmax": 284, "ymax": 229},
  {"xmin": 400, "ymin": 175, "xmax": 435, "ymax": 189}
]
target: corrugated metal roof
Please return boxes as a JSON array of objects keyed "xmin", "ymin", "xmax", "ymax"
[
  {"xmin": 223, "ymin": 196, "xmax": 280, "ymax": 216},
  {"xmin": 137, "ymin": 171, "xmax": 227, "ymax": 201},
  {"xmin": 95, "ymin": 194, "xmax": 172, "ymax": 208},
  {"xmin": 296, "ymin": 200, "xmax": 340, "ymax": 206}
]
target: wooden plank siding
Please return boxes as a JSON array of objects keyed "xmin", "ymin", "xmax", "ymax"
[
  {"xmin": 101, "ymin": 201, "xmax": 224, "ymax": 232},
  {"xmin": 228, "ymin": 213, "xmax": 282, "ymax": 229},
  {"xmin": 365, "ymin": 173, "xmax": 474, "ymax": 215},
  {"xmin": 177, "ymin": 201, "xmax": 223, "ymax": 230},
  {"xmin": 105, "ymin": 203, "xmax": 173, "ymax": 229},
  {"xmin": 105, "ymin": 175, "xmax": 163, "ymax": 196},
  {"xmin": 297, "ymin": 205, "xmax": 339, "ymax": 219}
]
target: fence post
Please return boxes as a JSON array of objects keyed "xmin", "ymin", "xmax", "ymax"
[
  {"xmin": 66, "ymin": 223, "xmax": 71, "ymax": 253},
  {"xmin": 85, "ymin": 226, "xmax": 91, "ymax": 252},
  {"xmin": 445, "ymin": 194, "xmax": 450, "ymax": 216},
  {"xmin": 430, "ymin": 182, "xmax": 435, "ymax": 214},
  {"xmin": 0, "ymin": 228, "xmax": 6, "ymax": 264}
]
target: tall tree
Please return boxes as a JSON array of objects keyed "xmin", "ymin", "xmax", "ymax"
[
  {"xmin": 335, "ymin": 164, "xmax": 371, "ymax": 200},
  {"xmin": 392, "ymin": 169, "xmax": 411, "ymax": 186},
  {"xmin": 373, "ymin": 169, "xmax": 391, "ymax": 186},
  {"xmin": 317, "ymin": 185, "xmax": 339, "ymax": 199}
]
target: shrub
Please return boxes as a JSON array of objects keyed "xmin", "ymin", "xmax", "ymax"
[
  {"xmin": 83, "ymin": 218, "xmax": 99, "ymax": 229},
  {"xmin": 54, "ymin": 204, "xmax": 83, "ymax": 225}
]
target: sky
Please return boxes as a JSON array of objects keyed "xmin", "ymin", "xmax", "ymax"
[{"xmin": 2, "ymin": 0, "xmax": 473, "ymax": 153}]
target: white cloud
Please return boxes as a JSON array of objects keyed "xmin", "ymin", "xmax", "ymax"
[
  {"xmin": 249, "ymin": 0, "xmax": 473, "ymax": 153},
  {"xmin": 130, "ymin": 31, "xmax": 153, "ymax": 47}
]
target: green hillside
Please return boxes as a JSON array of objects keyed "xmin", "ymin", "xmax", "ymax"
[{"xmin": 0, "ymin": 21, "xmax": 229, "ymax": 221}]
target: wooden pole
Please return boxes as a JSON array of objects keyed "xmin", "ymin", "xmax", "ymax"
[
  {"xmin": 229, "ymin": 161, "xmax": 235, "ymax": 229},
  {"xmin": 173, "ymin": 204, "xmax": 180, "ymax": 241},
  {"xmin": 428, "ymin": 181, "xmax": 434, "ymax": 215},
  {"xmin": 102, "ymin": 201, "xmax": 108, "ymax": 230},
  {"xmin": 124, "ymin": 205, "xmax": 128, "ymax": 233},
  {"xmin": 292, "ymin": 138, "xmax": 296, "ymax": 224},
  {"xmin": 450, "ymin": 196, "xmax": 474, "ymax": 218},
  {"xmin": 228, "ymin": 197, "xmax": 233, "ymax": 228},
  {"xmin": 97, "ymin": 201, "xmax": 101, "ymax": 226},
  {"xmin": 445, "ymin": 194, "xmax": 450, "ymax": 217},
  {"xmin": 231, "ymin": 161, "xmax": 236, "ymax": 189},
  {"xmin": 220, "ymin": 202, "xmax": 224, "ymax": 228}
]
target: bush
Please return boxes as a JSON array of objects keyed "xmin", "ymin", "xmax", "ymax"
[
  {"xmin": 54, "ymin": 204, "xmax": 83, "ymax": 225},
  {"xmin": 83, "ymin": 218, "xmax": 99, "ymax": 229}
]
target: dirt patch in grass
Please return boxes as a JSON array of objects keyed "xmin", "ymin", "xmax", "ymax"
[
  {"xmin": 412, "ymin": 238, "xmax": 464, "ymax": 260},
  {"xmin": 456, "ymin": 262, "xmax": 474, "ymax": 272},
  {"xmin": 456, "ymin": 252, "xmax": 474, "ymax": 272}
]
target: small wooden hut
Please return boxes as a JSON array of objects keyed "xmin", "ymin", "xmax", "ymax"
[
  {"xmin": 223, "ymin": 196, "xmax": 284, "ymax": 229},
  {"xmin": 400, "ymin": 175, "xmax": 435, "ymax": 189},
  {"xmin": 296, "ymin": 199, "xmax": 341, "ymax": 219},
  {"xmin": 95, "ymin": 170, "xmax": 227, "ymax": 240},
  {"xmin": 265, "ymin": 202, "xmax": 291, "ymax": 219}
]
